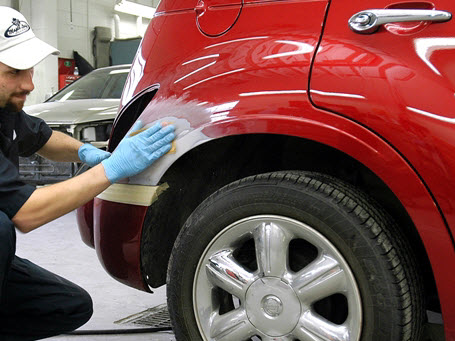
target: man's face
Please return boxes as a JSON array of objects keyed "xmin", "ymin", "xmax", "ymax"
[{"xmin": 0, "ymin": 62, "xmax": 34, "ymax": 112}]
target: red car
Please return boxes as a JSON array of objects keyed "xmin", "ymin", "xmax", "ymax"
[{"xmin": 77, "ymin": 0, "xmax": 455, "ymax": 340}]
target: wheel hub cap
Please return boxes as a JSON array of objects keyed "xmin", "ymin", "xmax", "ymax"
[
  {"xmin": 246, "ymin": 277, "xmax": 301, "ymax": 337},
  {"xmin": 262, "ymin": 295, "xmax": 283, "ymax": 317}
]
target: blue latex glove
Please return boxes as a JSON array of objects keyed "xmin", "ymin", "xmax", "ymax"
[
  {"xmin": 78, "ymin": 143, "xmax": 111, "ymax": 167},
  {"xmin": 101, "ymin": 121, "xmax": 175, "ymax": 183}
]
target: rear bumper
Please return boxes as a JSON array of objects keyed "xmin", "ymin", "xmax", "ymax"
[
  {"xmin": 93, "ymin": 197, "xmax": 149, "ymax": 291},
  {"xmin": 77, "ymin": 183, "xmax": 166, "ymax": 291}
]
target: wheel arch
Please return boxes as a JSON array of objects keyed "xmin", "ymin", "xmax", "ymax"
[{"xmin": 140, "ymin": 112, "xmax": 447, "ymax": 314}]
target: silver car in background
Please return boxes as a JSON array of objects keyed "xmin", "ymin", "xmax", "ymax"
[{"xmin": 20, "ymin": 64, "xmax": 130, "ymax": 184}]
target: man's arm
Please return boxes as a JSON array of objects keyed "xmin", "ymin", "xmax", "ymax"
[
  {"xmin": 37, "ymin": 130, "xmax": 83, "ymax": 162},
  {"xmin": 12, "ymin": 122, "xmax": 175, "ymax": 233},
  {"xmin": 12, "ymin": 164, "xmax": 109, "ymax": 233}
]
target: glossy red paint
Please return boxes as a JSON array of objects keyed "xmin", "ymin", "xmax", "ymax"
[
  {"xmin": 90, "ymin": 0, "xmax": 330, "ymax": 291},
  {"xmin": 93, "ymin": 198, "xmax": 149, "ymax": 291},
  {"xmin": 155, "ymin": 0, "xmax": 197, "ymax": 13},
  {"xmin": 311, "ymin": 1, "xmax": 455, "ymax": 337},
  {"xmin": 196, "ymin": 0, "xmax": 242, "ymax": 36},
  {"xmin": 120, "ymin": 0, "xmax": 328, "ymax": 113},
  {"xmin": 76, "ymin": 199, "xmax": 94, "ymax": 248}
]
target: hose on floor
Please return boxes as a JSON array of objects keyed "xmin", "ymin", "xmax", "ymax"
[{"xmin": 66, "ymin": 326, "xmax": 172, "ymax": 335}]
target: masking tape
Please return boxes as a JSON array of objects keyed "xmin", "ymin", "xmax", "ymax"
[{"xmin": 96, "ymin": 182, "xmax": 169, "ymax": 206}]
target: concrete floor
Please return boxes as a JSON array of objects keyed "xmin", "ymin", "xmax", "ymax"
[{"xmin": 15, "ymin": 211, "xmax": 175, "ymax": 340}]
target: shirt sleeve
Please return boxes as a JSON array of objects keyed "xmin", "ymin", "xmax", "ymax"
[
  {"xmin": 0, "ymin": 150, "xmax": 35, "ymax": 219},
  {"xmin": 16, "ymin": 111, "xmax": 53, "ymax": 157}
]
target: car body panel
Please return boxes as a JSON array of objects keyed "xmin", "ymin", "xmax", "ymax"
[
  {"xmin": 113, "ymin": 0, "xmax": 329, "ymax": 183},
  {"xmin": 195, "ymin": 0, "xmax": 242, "ymax": 36},
  {"xmin": 155, "ymin": 0, "xmax": 198, "ymax": 13},
  {"xmin": 93, "ymin": 200, "xmax": 148, "ymax": 290},
  {"xmin": 120, "ymin": 0, "xmax": 328, "ymax": 113},
  {"xmin": 76, "ymin": 198, "xmax": 94, "ymax": 248},
  {"xmin": 311, "ymin": 1, "xmax": 455, "ymax": 335},
  {"xmin": 311, "ymin": 0, "xmax": 455, "ymax": 237}
]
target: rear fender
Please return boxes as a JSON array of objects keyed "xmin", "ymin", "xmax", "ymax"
[{"xmin": 105, "ymin": 94, "xmax": 454, "ymax": 300}]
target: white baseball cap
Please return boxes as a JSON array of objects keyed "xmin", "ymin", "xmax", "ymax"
[{"xmin": 0, "ymin": 6, "xmax": 59, "ymax": 70}]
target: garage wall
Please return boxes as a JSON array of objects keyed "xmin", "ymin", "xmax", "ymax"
[
  {"xmin": 0, "ymin": 0, "xmax": 14, "ymax": 7},
  {"xmin": 56, "ymin": 0, "xmax": 153, "ymax": 65}
]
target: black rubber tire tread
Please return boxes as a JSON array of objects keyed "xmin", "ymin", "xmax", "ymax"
[
  {"xmin": 302, "ymin": 171, "xmax": 425, "ymax": 341},
  {"xmin": 167, "ymin": 171, "xmax": 424, "ymax": 341}
]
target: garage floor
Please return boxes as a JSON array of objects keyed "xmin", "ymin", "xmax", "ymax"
[{"xmin": 15, "ymin": 211, "xmax": 175, "ymax": 341}]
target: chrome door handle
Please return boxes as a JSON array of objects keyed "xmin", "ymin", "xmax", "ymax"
[{"xmin": 349, "ymin": 9, "xmax": 452, "ymax": 34}]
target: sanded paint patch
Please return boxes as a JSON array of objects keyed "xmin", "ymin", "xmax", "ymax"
[{"xmin": 97, "ymin": 183, "xmax": 169, "ymax": 206}]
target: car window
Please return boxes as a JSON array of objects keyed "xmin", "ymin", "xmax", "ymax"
[
  {"xmin": 49, "ymin": 68, "xmax": 129, "ymax": 102},
  {"xmin": 101, "ymin": 72, "xmax": 129, "ymax": 99}
]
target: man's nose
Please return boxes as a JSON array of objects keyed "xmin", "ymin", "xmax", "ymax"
[{"xmin": 20, "ymin": 69, "xmax": 34, "ymax": 92}]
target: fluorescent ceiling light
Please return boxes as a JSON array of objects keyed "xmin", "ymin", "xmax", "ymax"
[{"xmin": 115, "ymin": 1, "xmax": 156, "ymax": 19}]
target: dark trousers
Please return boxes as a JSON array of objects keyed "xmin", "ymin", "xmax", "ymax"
[{"xmin": 0, "ymin": 212, "xmax": 93, "ymax": 341}]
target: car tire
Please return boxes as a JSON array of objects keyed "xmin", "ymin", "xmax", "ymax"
[{"xmin": 167, "ymin": 171, "xmax": 424, "ymax": 341}]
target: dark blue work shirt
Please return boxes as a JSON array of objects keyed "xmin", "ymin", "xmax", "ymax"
[{"xmin": 0, "ymin": 108, "xmax": 52, "ymax": 219}]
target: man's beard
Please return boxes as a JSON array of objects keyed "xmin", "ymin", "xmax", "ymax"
[
  {"xmin": 4, "ymin": 91, "xmax": 29, "ymax": 112},
  {"xmin": 4, "ymin": 102, "xmax": 21, "ymax": 112}
]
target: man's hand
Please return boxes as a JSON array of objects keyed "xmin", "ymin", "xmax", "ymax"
[
  {"xmin": 101, "ymin": 121, "xmax": 175, "ymax": 183},
  {"xmin": 78, "ymin": 144, "xmax": 111, "ymax": 167}
]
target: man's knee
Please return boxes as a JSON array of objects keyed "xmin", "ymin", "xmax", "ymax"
[
  {"xmin": 65, "ymin": 285, "xmax": 93, "ymax": 331},
  {"xmin": 43, "ymin": 285, "xmax": 93, "ymax": 335},
  {"xmin": 76, "ymin": 286, "xmax": 93, "ymax": 324}
]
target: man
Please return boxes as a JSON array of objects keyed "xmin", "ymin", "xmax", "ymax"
[{"xmin": 0, "ymin": 6, "xmax": 175, "ymax": 340}]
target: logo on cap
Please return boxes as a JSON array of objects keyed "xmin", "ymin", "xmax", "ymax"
[{"xmin": 4, "ymin": 18, "xmax": 30, "ymax": 38}]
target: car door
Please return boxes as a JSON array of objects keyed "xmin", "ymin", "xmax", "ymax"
[
  {"xmin": 311, "ymin": 0, "xmax": 455, "ymax": 240},
  {"xmin": 310, "ymin": 2, "xmax": 455, "ymax": 337}
]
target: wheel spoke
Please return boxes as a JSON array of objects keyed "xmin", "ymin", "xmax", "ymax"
[
  {"xmin": 294, "ymin": 311, "xmax": 350, "ymax": 341},
  {"xmin": 206, "ymin": 250, "xmax": 257, "ymax": 300},
  {"xmin": 291, "ymin": 253, "xmax": 347, "ymax": 304},
  {"xmin": 253, "ymin": 222, "xmax": 291, "ymax": 277},
  {"xmin": 292, "ymin": 327, "xmax": 326, "ymax": 341},
  {"xmin": 210, "ymin": 308, "xmax": 256, "ymax": 341}
]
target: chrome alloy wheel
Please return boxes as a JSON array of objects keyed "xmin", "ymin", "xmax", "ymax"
[{"xmin": 193, "ymin": 215, "xmax": 362, "ymax": 341}]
